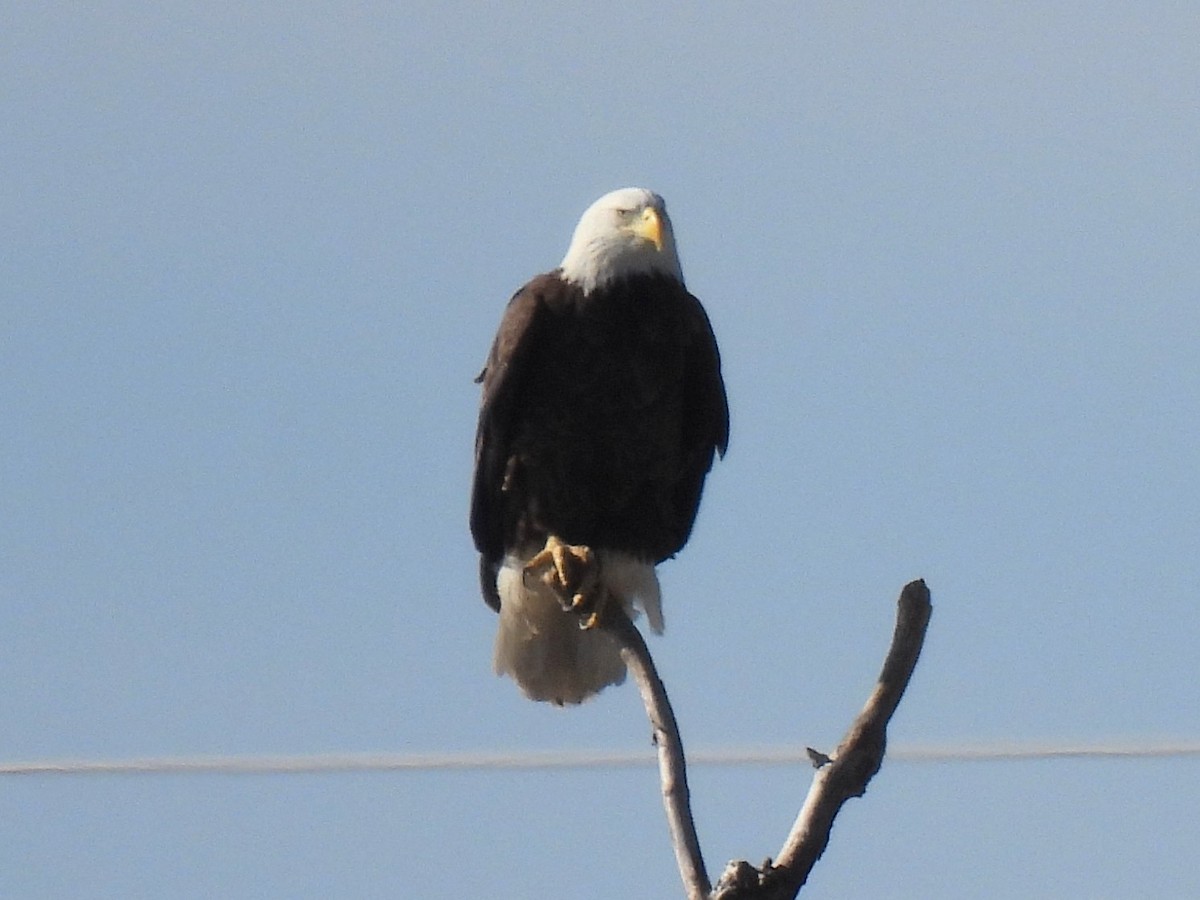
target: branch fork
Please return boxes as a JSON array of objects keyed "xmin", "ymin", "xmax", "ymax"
[{"xmin": 602, "ymin": 579, "xmax": 933, "ymax": 900}]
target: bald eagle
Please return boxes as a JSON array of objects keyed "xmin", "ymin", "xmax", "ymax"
[{"xmin": 470, "ymin": 188, "xmax": 728, "ymax": 704}]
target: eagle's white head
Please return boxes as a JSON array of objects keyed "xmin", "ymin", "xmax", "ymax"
[{"xmin": 559, "ymin": 187, "xmax": 685, "ymax": 294}]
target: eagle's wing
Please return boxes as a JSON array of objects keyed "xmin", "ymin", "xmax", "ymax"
[
  {"xmin": 668, "ymin": 291, "xmax": 729, "ymax": 552},
  {"xmin": 684, "ymin": 291, "xmax": 729, "ymax": 459},
  {"xmin": 469, "ymin": 280, "xmax": 549, "ymax": 609}
]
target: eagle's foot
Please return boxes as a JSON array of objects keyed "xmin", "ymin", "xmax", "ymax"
[
  {"xmin": 523, "ymin": 535, "xmax": 602, "ymax": 625},
  {"xmin": 577, "ymin": 589, "xmax": 613, "ymax": 631}
]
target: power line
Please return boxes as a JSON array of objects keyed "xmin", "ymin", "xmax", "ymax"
[{"xmin": 3, "ymin": 740, "xmax": 1198, "ymax": 777}]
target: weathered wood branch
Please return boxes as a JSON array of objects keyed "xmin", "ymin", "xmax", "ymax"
[
  {"xmin": 605, "ymin": 579, "xmax": 930, "ymax": 899},
  {"xmin": 712, "ymin": 578, "xmax": 933, "ymax": 899},
  {"xmin": 605, "ymin": 609, "xmax": 712, "ymax": 900}
]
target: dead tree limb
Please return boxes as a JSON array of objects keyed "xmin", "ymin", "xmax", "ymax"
[
  {"xmin": 605, "ymin": 609, "xmax": 711, "ymax": 900},
  {"xmin": 712, "ymin": 578, "xmax": 933, "ymax": 899},
  {"xmin": 606, "ymin": 579, "xmax": 930, "ymax": 899}
]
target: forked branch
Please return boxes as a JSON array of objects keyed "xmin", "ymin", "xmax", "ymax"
[{"xmin": 606, "ymin": 579, "xmax": 932, "ymax": 900}]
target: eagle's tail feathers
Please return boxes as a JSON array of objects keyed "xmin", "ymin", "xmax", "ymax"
[{"xmin": 492, "ymin": 550, "xmax": 661, "ymax": 705}]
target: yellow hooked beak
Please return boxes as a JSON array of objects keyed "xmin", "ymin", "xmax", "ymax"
[{"xmin": 632, "ymin": 206, "xmax": 664, "ymax": 251}]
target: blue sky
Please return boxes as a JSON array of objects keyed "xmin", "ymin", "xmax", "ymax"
[{"xmin": 3, "ymin": 3, "xmax": 1198, "ymax": 897}]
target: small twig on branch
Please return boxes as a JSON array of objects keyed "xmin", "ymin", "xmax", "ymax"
[
  {"xmin": 713, "ymin": 578, "xmax": 933, "ymax": 899},
  {"xmin": 605, "ymin": 609, "xmax": 712, "ymax": 900}
]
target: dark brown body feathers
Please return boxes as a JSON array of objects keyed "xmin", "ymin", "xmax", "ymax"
[{"xmin": 471, "ymin": 271, "xmax": 728, "ymax": 610}]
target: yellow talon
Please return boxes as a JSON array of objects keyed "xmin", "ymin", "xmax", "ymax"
[
  {"xmin": 523, "ymin": 534, "xmax": 603, "ymax": 622},
  {"xmin": 578, "ymin": 588, "xmax": 613, "ymax": 630}
]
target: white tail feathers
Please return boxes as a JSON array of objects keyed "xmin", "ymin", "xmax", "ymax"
[{"xmin": 492, "ymin": 550, "xmax": 662, "ymax": 705}]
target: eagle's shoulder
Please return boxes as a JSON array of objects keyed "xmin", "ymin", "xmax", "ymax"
[{"xmin": 475, "ymin": 271, "xmax": 579, "ymax": 387}]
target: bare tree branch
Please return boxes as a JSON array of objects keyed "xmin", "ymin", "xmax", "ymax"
[
  {"xmin": 601, "ymin": 579, "xmax": 930, "ymax": 899},
  {"xmin": 712, "ymin": 578, "xmax": 933, "ymax": 899},
  {"xmin": 605, "ymin": 609, "xmax": 712, "ymax": 900}
]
